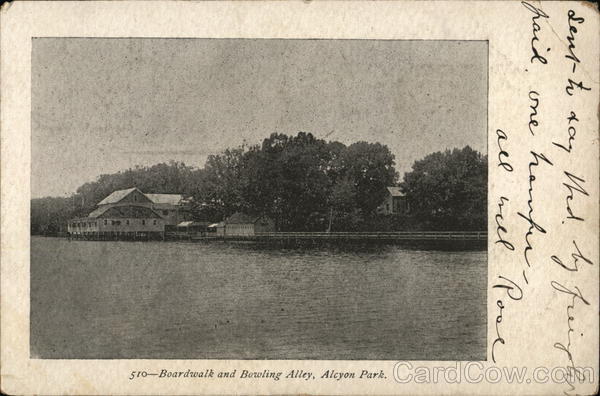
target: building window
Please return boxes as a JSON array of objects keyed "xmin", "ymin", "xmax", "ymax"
[
  {"xmin": 126, "ymin": 220, "xmax": 130, "ymax": 225},
  {"xmin": 142, "ymin": 220, "xmax": 145, "ymax": 225},
  {"xmin": 163, "ymin": 210, "xmax": 169, "ymax": 216},
  {"xmin": 153, "ymin": 219, "xmax": 157, "ymax": 225},
  {"xmin": 104, "ymin": 220, "xmax": 107, "ymax": 225}
]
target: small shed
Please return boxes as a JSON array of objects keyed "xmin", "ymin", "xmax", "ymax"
[{"xmin": 223, "ymin": 213, "xmax": 275, "ymax": 236}]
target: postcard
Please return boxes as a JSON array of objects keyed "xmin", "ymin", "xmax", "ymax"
[{"xmin": 1, "ymin": 1, "xmax": 598, "ymax": 394}]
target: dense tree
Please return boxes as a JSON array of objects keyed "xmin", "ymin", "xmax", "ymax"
[
  {"xmin": 400, "ymin": 146, "xmax": 487, "ymax": 230},
  {"xmin": 192, "ymin": 148, "xmax": 247, "ymax": 221},
  {"xmin": 340, "ymin": 142, "xmax": 398, "ymax": 214},
  {"xmin": 30, "ymin": 196, "xmax": 73, "ymax": 234},
  {"xmin": 224, "ymin": 133, "xmax": 397, "ymax": 231},
  {"xmin": 323, "ymin": 142, "xmax": 397, "ymax": 231},
  {"xmin": 244, "ymin": 133, "xmax": 333, "ymax": 230}
]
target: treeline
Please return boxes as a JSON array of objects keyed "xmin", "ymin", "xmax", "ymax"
[{"xmin": 31, "ymin": 132, "xmax": 486, "ymax": 234}]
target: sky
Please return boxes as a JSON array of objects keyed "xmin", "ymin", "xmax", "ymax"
[{"xmin": 32, "ymin": 38, "xmax": 487, "ymax": 198}]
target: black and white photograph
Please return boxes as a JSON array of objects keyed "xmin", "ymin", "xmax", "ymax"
[{"xmin": 30, "ymin": 38, "xmax": 488, "ymax": 361}]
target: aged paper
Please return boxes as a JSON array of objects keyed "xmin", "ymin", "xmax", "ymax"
[{"xmin": 1, "ymin": 1, "xmax": 599, "ymax": 394}]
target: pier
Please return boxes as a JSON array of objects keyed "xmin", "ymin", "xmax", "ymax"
[
  {"xmin": 186, "ymin": 231, "xmax": 487, "ymax": 249},
  {"xmin": 207, "ymin": 231, "xmax": 486, "ymax": 241},
  {"xmin": 67, "ymin": 230, "xmax": 487, "ymax": 249}
]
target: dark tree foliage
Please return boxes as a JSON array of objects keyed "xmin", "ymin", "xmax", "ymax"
[
  {"xmin": 192, "ymin": 147, "xmax": 246, "ymax": 221},
  {"xmin": 242, "ymin": 133, "xmax": 333, "ymax": 230},
  {"xmin": 30, "ymin": 196, "xmax": 73, "ymax": 235},
  {"xmin": 400, "ymin": 146, "xmax": 487, "ymax": 231},
  {"xmin": 200, "ymin": 132, "xmax": 398, "ymax": 231},
  {"xmin": 341, "ymin": 142, "xmax": 399, "ymax": 214}
]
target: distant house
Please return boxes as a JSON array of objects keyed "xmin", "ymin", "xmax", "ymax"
[
  {"xmin": 377, "ymin": 186, "xmax": 409, "ymax": 215},
  {"xmin": 67, "ymin": 187, "xmax": 191, "ymax": 239},
  {"xmin": 221, "ymin": 212, "xmax": 275, "ymax": 236}
]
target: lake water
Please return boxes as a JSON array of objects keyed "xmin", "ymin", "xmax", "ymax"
[{"xmin": 30, "ymin": 236, "xmax": 486, "ymax": 360}]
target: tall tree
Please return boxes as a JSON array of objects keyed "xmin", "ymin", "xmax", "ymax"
[
  {"xmin": 400, "ymin": 146, "xmax": 487, "ymax": 230},
  {"xmin": 339, "ymin": 142, "xmax": 398, "ymax": 215},
  {"xmin": 242, "ymin": 132, "xmax": 334, "ymax": 231},
  {"xmin": 193, "ymin": 147, "xmax": 248, "ymax": 220}
]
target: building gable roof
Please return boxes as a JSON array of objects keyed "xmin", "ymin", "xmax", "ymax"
[
  {"xmin": 88, "ymin": 205, "xmax": 112, "ymax": 218},
  {"xmin": 97, "ymin": 187, "xmax": 149, "ymax": 205},
  {"xmin": 145, "ymin": 193, "xmax": 184, "ymax": 205},
  {"xmin": 96, "ymin": 188, "xmax": 186, "ymax": 207},
  {"xmin": 387, "ymin": 186, "xmax": 405, "ymax": 197}
]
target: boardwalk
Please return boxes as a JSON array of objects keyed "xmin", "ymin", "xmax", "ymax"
[
  {"xmin": 69, "ymin": 230, "xmax": 487, "ymax": 248},
  {"xmin": 188, "ymin": 231, "xmax": 487, "ymax": 241},
  {"xmin": 252, "ymin": 231, "xmax": 486, "ymax": 241},
  {"xmin": 183, "ymin": 231, "xmax": 487, "ymax": 248}
]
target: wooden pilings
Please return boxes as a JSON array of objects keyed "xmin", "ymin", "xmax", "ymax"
[{"xmin": 66, "ymin": 231, "xmax": 163, "ymax": 241}]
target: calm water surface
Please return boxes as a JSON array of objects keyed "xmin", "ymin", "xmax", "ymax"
[{"xmin": 31, "ymin": 236, "xmax": 486, "ymax": 360}]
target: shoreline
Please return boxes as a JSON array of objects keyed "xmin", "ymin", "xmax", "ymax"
[{"xmin": 31, "ymin": 233, "xmax": 488, "ymax": 251}]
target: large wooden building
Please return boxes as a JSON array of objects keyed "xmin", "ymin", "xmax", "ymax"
[{"xmin": 67, "ymin": 187, "xmax": 191, "ymax": 240}]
